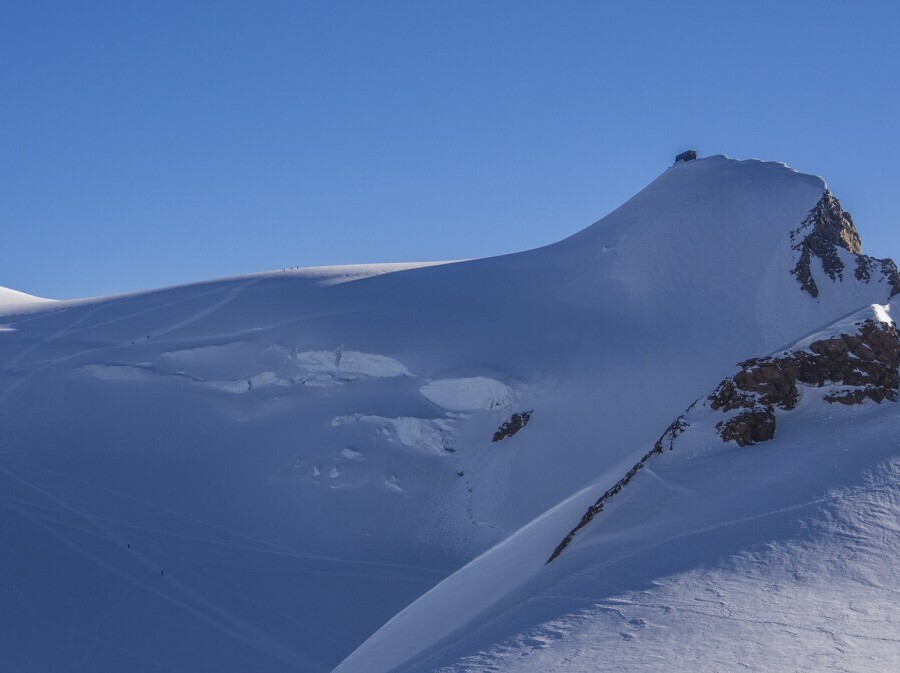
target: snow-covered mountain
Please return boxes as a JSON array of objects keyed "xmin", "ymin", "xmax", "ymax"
[{"xmin": 1, "ymin": 155, "xmax": 897, "ymax": 672}]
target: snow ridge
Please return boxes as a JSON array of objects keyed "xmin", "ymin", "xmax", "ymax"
[{"xmin": 548, "ymin": 303, "xmax": 899, "ymax": 564}]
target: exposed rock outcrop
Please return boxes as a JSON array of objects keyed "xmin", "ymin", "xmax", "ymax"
[
  {"xmin": 790, "ymin": 190, "xmax": 899, "ymax": 298},
  {"xmin": 492, "ymin": 410, "xmax": 533, "ymax": 442},
  {"xmin": 546, "ymin": 315, "xmax": 900, "ymax": 563},
  {"xmin": 546, "ymin": 415, "xmax": 688, "ymax": 564},
  {"xmin": 855, "ymin": 255, "xmax": 900, "ymax": 297},
  {"xmin": 716, "ymin": 408, "xmax": 776, "ymax": 446},
  {"xmin": 710, "ymin": 318, "xmax": 900, "ymax": 445},
  {"xmin": 790, "ymin": 190, "xmax": 861, "ymax": 297}
]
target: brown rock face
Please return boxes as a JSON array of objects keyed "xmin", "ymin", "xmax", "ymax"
[
  {"xmin": 790, "ymin": 190, "xmax": 862, "ymax": 297},
  {"xmin": 855, "ymin": 255, "xmax": 900, "ymax": 297},
  {"xmin": 716, "ymin": 408, "xmax": 776, "ymax": 446},
  {"xmin": 708, "ymin": 319, "xmax": 900, "ymax": 446},
  {"xmin": 789, "ymin": 189, "xmax": 899, "ymax": 298},
  {"xmin": 492, "ymin": 410, "xmax": 533, "ymax": 442}
]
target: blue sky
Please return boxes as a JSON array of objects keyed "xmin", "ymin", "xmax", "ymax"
[{"xmin": 3, "ymin": 1, "xmax": 899, "ymax": 299}]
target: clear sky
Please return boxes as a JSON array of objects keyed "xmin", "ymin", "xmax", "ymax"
[{"xmin": 3, "ymin": 1, "xmax": 899, "ymax": 299}]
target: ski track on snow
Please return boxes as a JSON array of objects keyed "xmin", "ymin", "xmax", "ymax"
[
  {"xmin": 0, "ymin": 279, "xmax": 260, "ymax": 408},
  {"xmin": 0, "ymin": 459, "xmax": 327, "ymax": 671}
]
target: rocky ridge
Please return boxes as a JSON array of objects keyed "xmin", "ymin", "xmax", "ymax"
[
  {"xmin": 790, "ymin": 190, "xmax": 899, "ymax": 298},
  {"xmin": 547, "ymin": 312, "xmax": 900, "ymax": 563},
  {"xmin": 710, "ymin": 318, "xmax": 900, "ymax": 445},
  {"xmin": 855, "ymin": 254, "xmax": 900, "ymax": 297}
]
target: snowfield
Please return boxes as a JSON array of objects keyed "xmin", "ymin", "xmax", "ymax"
[{"xmin": 1, "ymin": 155, "xmax": 898, "ymax": 672}]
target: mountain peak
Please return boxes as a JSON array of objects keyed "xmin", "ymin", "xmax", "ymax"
[{"xmin": 789, "ymin": 189, "xmax": 900, "ymax": 299}]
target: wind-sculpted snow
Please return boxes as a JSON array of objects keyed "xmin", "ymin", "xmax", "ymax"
[
  {"xmin": 293, "ymin": 348, "xmax": 414, "ymax": 378},
  {"xmin": 420, "ymin": 377, "xmax": 514, "ymax": 411},
  {"xmin": 332, "ymin": 414, "xmax": 455, "ymax": 455},
  {"xmin": 83, "ymin": 343, "xmax": 414, "ymax": 393},
  {"xmin": 430, "ymin": 461, "xmax": 900, "ymax": 673},
  {"xmin": 163, "ymin": 342, "xmax": 413, "ymax": 380}
]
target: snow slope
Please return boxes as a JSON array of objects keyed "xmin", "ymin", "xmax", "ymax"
[
  {"xmin": 336, "ymin": 303, "xmax": 900, "ymax": 673},
  {"xmin": 1, "ymin": 156, "xmax": 898, "ymax": 672}
]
